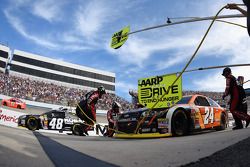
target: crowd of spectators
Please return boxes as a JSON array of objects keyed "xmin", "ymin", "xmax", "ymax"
[
  {"xmin": 0, "ymin": 73, "xmax": 133, "ymax": 111},
  {"xmin": 183, "ymin": 90, "xmax": 224, "ymax": 105},
  {"xmin": 0, "ymin": 73, "xmax": 236, "ymax": 111}
]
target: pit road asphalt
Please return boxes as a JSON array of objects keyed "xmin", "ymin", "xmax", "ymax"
[
  {"xmin": 1, "ymin": 105, "xmax": 250, "ymax": 167},
  {"xmin": 1, "ymin": 124, "xmax": 250, "ymax": 167}
]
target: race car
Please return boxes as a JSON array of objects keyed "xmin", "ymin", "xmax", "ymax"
[
  {"xmin": 18, "ymin": 108, "xmax": 89, "ymax": 136},
  {"xmin": 1, "ymin": 97, "xmax": 26, "ymax": 109},
  {"xmin": 115, "ymin": 94, "xmax": 227, "ymax": 137}
]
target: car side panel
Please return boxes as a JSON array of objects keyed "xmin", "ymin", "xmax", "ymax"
[{"xmin": 212, "ymin": 107, "xmax": 223, "ymax": 127}]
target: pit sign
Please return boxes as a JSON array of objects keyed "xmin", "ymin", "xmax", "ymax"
[
  {"xmin": 138, "ymin": 74, "xmax": 182, "ymax": 109},
  {"xmin": 110, "ymin": 26, "xmax": 130, "ymax": 49}
]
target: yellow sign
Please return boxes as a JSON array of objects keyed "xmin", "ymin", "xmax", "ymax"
[
  {"xmin": 110, "ymin": 26, "xmax": 130, "ymax": 49},
  {"xmin": 138, "ymin": 74, "xmax": 182, "ymax": 109}
]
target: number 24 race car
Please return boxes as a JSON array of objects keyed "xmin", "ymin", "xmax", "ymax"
[
  {"xmin": 18, "ymin": 109, "xmax": 89, "ymax": 136},
  {"xmin": 115, "ymin": 94, "xmax": 227, "ymax": 138}
]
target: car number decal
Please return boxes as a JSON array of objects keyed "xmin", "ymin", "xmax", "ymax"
[
  {"xmin": 204, "ymin": 107, "xmax": 214, "ymax": 124},
  {"xmin": 49, "ymin": 118, "xmax": 64, "ymax": 129}
]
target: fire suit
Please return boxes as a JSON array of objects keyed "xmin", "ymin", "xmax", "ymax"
[
  {"xmin": 223, "ymin": 75, "xmax": 250, "ymax": 126},
  {"xmin": 76, "ymin": 91, "xmax": 100, "ymax": 125},
  {"xmin": 104, "ymin": 109, "xmax": 120, "ymax": 137}
]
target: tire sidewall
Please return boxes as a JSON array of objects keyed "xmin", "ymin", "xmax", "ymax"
[
  {"xmin": 26, "ymin": 116, "xmax": 39, "ymax": 131},
  {"xmin": 72, "ymin": 123, "xmax": 84, "ymax": 136},
  {"xmin": 216, "ymin": 112, "xmax": 226, "ymax": 130},
  {"xmin": 172, "ymin": 110, "xmax": 188, "ymax": 136}
]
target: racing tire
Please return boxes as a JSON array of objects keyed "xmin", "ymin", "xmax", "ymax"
[
  {"xmin": 17, "ymin": 105, "xmax": 21, "ymax": 109},
  {"xmin": 215, "ymin": 113, "xmax": 226, "ymax": 131},
  {"xmin": 26, "ymin": 116, "xmax": 39, "ymax": 131},
  {"xmin": 3, "ymin": 102, "xmax": 7, "ymax": 106},
  {"xmin": 72, "ymin": 123, "xmax": 84, "ymax": 136},
  {"xmin": 172, "ymin": 110, "xmax": 188, "ymax": 136}
]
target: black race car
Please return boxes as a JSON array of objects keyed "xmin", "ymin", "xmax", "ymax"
[{"xmin": 18, "ymin": 108, "xmax": 89, "ymax": 136}]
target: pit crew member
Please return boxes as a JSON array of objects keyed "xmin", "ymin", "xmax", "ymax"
[
  {"xmin": 76, "ymin": 86, "xmax": 106, "ymax": 133},
  {"xmin": 222, "ymin": 67, "xmax": 250, "ymax": 129},
  {"xmin": 104, "ymin": 101, "xmax": 121, "ymax": 137}
]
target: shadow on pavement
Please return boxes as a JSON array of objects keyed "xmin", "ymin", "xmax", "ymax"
[{"xmin": 33, "ymin": 132, "xmax": 118, "ymax": 167}]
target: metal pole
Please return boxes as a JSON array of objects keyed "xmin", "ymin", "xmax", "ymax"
[
  {"xmin": 128, "ymin": 14, "xmax": 245, "ymax": 36},
  {"xmin": 161, "ymin": 63, "xmax": 250, "ymax": 77}
]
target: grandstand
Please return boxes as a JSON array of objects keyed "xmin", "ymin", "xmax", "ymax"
[
  {"xmin": 10, "ymin": 49, "xmax": 115, "ymax": 93},
  {"xmin": 0, "ymin": 46, "xmax": 134, "ymax": 110},
  {"xmin": 0, "ymin": 48, "xmax": 133, "ymax": 110},
  {"xmin": 0, "ymin": 44, "xmax": 10, "ymax": 73}
]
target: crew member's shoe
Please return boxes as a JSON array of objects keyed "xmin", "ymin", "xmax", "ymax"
[
  {"xmin": 84, "ymin": 131, "xmax": 89, "ymax": 136},
  {"xmin": 232, "ymin": 126, "xmax": 243, "ymax": 130}
]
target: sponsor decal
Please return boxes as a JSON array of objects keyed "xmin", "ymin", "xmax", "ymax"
[
  {"xmin": 0, "ymin": 108, "xmax": 25, "ymax": 127},
  {"xmin": 64, "ymin": 118, "xmax": 74, "ymax": 124},
  {"xmin": 141, "ymin": 128, "xmax": 151, "ymax": 132},
  {"xmin": 158, "ymin": 118, "xmax": 168, "ymax": 128},
  {"xmin": 138, "ymin": 74, "xmax": 182, "ymax": 108},
  {"xmin": 0, "ymin": 109, "xmax": 18, "ymax": 123},
  {"xmin": 96, "ymin": 124, "xmax": 108, "ymax": 135}
]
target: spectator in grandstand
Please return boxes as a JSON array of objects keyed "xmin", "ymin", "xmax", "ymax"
[
  {"xmin": 129, "ymin": 90, "xmax": 145, "ymax": 109},
  {"xmin": 104, "ymin": 101, "xmax": 121, "ymax": 137},
  {"xmin": 75, "ymin": 86, "xmax": 106, "ymax": 134},
  {"xmin": 222, "ymin": 67, "xmax": 250, "ymax": 129},
  {"xmin": 226, "ymin": 1, "xmax": 250, "ymax": 36}
]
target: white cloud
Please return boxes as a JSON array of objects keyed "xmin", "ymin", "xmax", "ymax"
[
  {"xmin": 4, "ymin": 9, "xmax": 58, "ymax": 49},
  {"xmin": 107, "ymin": 33, "xmax": 199, "ymax": 68},
  {"xmin": 75, "ymin": 1, "xmax": 112, "ymax": 40},
  {"xmin": 191, "ymin": 17, "xmax": 250, "ymax": 91},
  {"xmin": 31, "ymin": 0, "xmax": 63, "ymax": 22},
  {"xmin": 194, "ymin": 67, "xmax": 250, "ymax": 92},
  {"xmin": 116, "ymin": 81, "xmax": 137, "ymax": 100},
  {"xmin": 3, "ymin": 2, "xmax": 95, "ymax": 51},
  {"xmin": 193, "ymin": 72, "xmax": 226, "ymax": 92}
]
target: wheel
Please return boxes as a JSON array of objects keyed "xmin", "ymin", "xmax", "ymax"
[
  {"xmin": 72, "ymin": 123, "xmax": 84, "ymax": 136},
  {"xmin": 17, "ymin": 105, "xmax": 21, "ymax": 109},
  {"xmin": 215, "ymin": 113, "xmax": 226, "ymax": 131},
  {"xmin": 26, "ymin": 116, "xmax": 39, "ymax": 131},
  {"xmin": 171, "ymin": 110, "xmax": 188, "ymax": 136},
  {"xmin": 3, "ymin": 102, "xmax": 7, "ymax": 106}
]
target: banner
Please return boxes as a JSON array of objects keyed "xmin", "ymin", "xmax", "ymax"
[
  {"xmin": 0, "ymin": 108, "xmax": 25, "ymax": 127},
  {"xmin": 138, "ymin": 74, "xmax": 182, "ymax": 108}
]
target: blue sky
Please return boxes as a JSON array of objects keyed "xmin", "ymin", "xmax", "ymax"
[{"xmin": 0, "ymin": 0, "xmax": 249, "ymax": 101}]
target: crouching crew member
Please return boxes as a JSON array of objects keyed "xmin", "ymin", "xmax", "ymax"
[{"xmin": 104, "ymin": 101, "xmax": 121, "ymax": 137}]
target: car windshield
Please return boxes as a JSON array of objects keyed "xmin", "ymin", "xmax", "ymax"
[{"xmin": 176, "ymin": 96, "xmax": 192, "ymax": 104}]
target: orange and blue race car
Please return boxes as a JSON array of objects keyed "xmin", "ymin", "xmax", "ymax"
[
  {"xmin": 1, "ymin": 98, "xmax": 26, "ymax": 109},
  {"xmin": 115, "ymin": 94, "xmax": 227, "ymax": 138}
]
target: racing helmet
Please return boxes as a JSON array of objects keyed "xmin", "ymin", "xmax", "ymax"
[
  {"xmin": 112, "ymin": 101, "xmax": 121, "ymax": 110},
  {"xmin": 222, "ymin": 67, "xmax": 231, "ymax": 76},
  {"xmin": 97, "ymin": 86, "xmax": 106, "ymax": 95}
]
